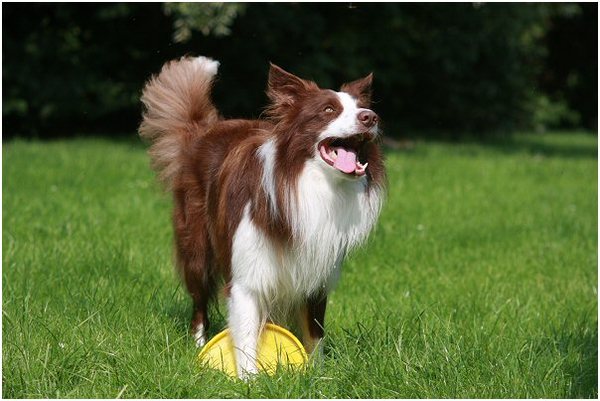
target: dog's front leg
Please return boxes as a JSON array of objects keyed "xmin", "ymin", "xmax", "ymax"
[
  {"xmin": 228, "ymin": 283, "xmax": 262, "ymax": 379},
  {"xmin": 299, "ymin": 295, "xmax": 327, "ymax": 360}
]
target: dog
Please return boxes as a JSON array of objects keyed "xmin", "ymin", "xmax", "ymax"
[{"xmin": 139, "ymin": 56, "xmax": 385, "ymax": 378}]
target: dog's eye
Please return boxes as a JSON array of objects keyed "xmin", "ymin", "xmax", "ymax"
[{"xmin": 324, "ymin": 106, "xmax": 335, "ymax": 113}]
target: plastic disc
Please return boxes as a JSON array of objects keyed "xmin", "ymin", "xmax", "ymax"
[{"xmin": 197, "ymin": 323, "xmax": 308, "ymax": 377}]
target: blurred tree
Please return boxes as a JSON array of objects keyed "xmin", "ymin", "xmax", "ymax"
[
  {"xmin": 188, "ymin": 3, "xmax": 561, "ymax": 137},
  {"xmin": 537, "ymin": 3, "xmax": 597, "ymax": 130},
  {"xmin": 163, "ymin": 3, "xmax": 246, "ymax": 43},
  {"xmin": 2, "ymin": 3, "xmax": 596, "ymax": 139},
  {"xmin": 3, "ymin": 3, "xmax": 178, "ymax": 136}
]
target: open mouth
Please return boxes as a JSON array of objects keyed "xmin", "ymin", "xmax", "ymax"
[{"xmin": 318, "ymin": 133, "xmax": 373, "ymax": 176}]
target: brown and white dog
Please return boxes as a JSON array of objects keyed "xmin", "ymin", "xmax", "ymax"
[{"xmin": 139, "ymin": 56, "xmax": 385, "ymax": 378}]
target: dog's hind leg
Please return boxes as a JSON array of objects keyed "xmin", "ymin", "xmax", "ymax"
[
  {"xmin": 184, "ymin": 253, "xmax": 214, "ymax": 348},
  {"xmin": 299, "ymin": 295, "xmax": 327, "ymax": 359},
  {"xmin": 174, "ymin": 191, "xmax": 215, "ymax": 348}
]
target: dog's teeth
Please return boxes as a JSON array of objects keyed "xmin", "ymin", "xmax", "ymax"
[{"xmin": 330, "ymin": 150, "xmax": 337, "ymax": 160}]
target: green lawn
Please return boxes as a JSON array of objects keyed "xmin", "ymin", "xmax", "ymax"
[{"xmin": 3, "ymin": 132, "xmax": 597, "ymax": 398}]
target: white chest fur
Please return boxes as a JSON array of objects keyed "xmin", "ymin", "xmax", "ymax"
[{"xmin": 231, "ymin": 158, "xmax": 382, "ymax": 318}]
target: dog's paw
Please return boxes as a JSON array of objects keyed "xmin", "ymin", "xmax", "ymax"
[
  {"xmin": 193, "ymin": 323, "xmax": 207, "ymax": 348},
  {"xmin": 308, "ymin": 339, "xmax": 325, "ymax": 366},
  {"xmin": 237, "ymin": 365, "xmax": 259, "ymax": 381},
  {"xmin": 235, "ymin": 353, "xmax": 259, "ymax": 380}
]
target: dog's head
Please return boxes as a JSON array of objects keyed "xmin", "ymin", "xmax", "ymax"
[{"xmin": 266, "ymin": 64, "xmax": 381, "ymax": 180}]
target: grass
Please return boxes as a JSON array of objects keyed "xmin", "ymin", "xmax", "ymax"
[{"xmin": 2, "ymin": 131, "xmax": 597, "ymax": 398}]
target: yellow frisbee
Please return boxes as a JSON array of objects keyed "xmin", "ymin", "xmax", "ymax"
[{"xmin": 197, "ymin": 323, "xmax": 308, "ymax": 377}]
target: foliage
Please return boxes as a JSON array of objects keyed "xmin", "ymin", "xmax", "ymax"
[
  {"xmin": 539, "ymin": 3, "xmax": 598, "ymax": 130},
  {"xmin": 1, "ymin": 3, "xmax": 596, "ymax": 138},
  {"xmin": 3, "ymin": 132, "xmax": 597, "ymax": 397},
  {"xmin": 532, "ymin": 95, "xmax": 581, "ymax": 133},
  {"xmin": 2, "ymin": 4, "xmax": 173, "ymax": 136},
  {"xmin": 163, "ymin": 3, "xmax": 246, "ymax": 43}
]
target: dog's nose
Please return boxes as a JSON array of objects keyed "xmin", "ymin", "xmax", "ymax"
[{"xmin": 357, "ymin": 110, "xmax": 378, "ymax": 128}]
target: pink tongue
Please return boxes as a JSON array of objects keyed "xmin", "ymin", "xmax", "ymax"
[{"xmin": 333, "ymin": 147, "xmax": 357, "ymax": 174}]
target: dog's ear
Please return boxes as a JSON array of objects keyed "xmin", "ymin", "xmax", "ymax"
[
  {"xmin": 266, "ymin": 63, "xmax": 318, "ymax": 107},
  {"xmin": 340, "ymin": 73, "xmax": 373, "ymax": 108}
]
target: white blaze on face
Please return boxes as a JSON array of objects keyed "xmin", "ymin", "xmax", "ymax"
[
  {"xmin": 317, "ymin": 92, "xmax": 362, "ymax": 142},
  {"xmin": 316, "ymin": 92, "xmax": 378, "ymax": 177}
]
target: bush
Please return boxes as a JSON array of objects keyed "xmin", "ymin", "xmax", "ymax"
[{"xmin": 2, "ymin": 3, "xmax": 596, "ymax": 139}]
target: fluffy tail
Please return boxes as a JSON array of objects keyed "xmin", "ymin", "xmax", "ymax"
[{"xmin": 139, "ymin": 56, "xmax": 220, "ymax": 189}]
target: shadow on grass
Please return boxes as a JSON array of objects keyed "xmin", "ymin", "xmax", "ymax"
[
  {"xmin": 163, "ymin": 292, "xmax": 228, "ymax": 341},
  {"xmin": 533, "ymin": 315, "xmax": 599, "ymax": 398},
  {"xmin": 383, "ymin": 131, "xmax": 597, "ymax": 160},
  {"xmin": 564, "ymin": 324, "xmax": 598, "ymax": 398},
  {"xmin": 7, "ymin": 130, "xmax": 597, "ymax": 161},
  {"xmin": 4, "ymin": 133, "xmax": 147, "ymax": 149},
  {"xmin": 481, "ymin": 134, "xmax": 598, "ymax": 160}
]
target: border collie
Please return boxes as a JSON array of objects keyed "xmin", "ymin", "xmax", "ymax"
[{"xmin": 139, "ymin": 56, "xmax": 385, "ymax": 378}]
